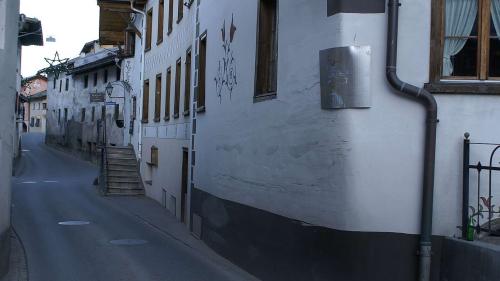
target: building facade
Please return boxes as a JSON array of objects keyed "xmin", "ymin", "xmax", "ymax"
[
  {"xmin": 46, "ymin": 41, "xmax": 128, "ymax": 161},
  {"xmin": 97, "ymin": 0, "xmax": 500, "ymax": 280},
  {"xmin": 21, "ymin": 75, "xmax": 48, "ymax": 133}
]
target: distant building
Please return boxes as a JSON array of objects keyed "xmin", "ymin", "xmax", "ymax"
[
  {"xmin": 20, "ymin": 75, "xmax": 48, "ymax": 133},
  {"xmin": 45, "ymin": 41, "xmax": 127, "ymax": 161}
]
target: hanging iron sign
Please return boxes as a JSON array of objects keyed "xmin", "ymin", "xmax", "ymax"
[{"xmin": 90, "ymin": 92, "xmax": 105, "ymax": 103}]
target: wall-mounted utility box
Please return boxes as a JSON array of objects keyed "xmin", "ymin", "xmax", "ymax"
[{"xmin": 319, "ymin": 46, "xmax": 372, "ymax": 109}]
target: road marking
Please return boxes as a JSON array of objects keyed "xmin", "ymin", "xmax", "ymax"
[
  {"xmin": 58, "ymin": 221, "xmax": 90, "ymax": 226},
  {"xmin": 43, "ymin": 180, "xmax": 59, "ymax": 183},
  {"xmin": 21, "ymin": 181, "xmax": 37, "ymax": 184},
  {"xmin": 21, "ymin": 149, "xmax": 30, "ymax": 152}
]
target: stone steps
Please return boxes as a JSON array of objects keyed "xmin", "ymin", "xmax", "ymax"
[{"xmin": 103, "ymin": 146, "xmax": 144, "ymax": 196}]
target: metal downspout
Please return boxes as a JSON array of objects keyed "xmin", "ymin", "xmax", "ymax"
[
  {"xmin": 386, "ymin": 1, "xmax": 438, "ymax": 281},
  {"xmin": 130, "ymin": 0, "xmax": 146, "ymax": 160}
]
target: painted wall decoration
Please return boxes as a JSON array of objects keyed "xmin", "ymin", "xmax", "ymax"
[{"xmin": 214, "ymin": 14, "xmax": 238, "ymax": 103}]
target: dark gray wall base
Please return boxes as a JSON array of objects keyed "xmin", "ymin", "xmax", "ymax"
[
  {"xmin": 191, "ymin": 188, "xmax": 443, "ymax": 281},
  {"xmin": 327, "ymin": 0, "xmax": 386, "ymax": 16},
  {"xmin": 0, "ymin": 228, "xmax": 11, "ymax": 278},
  {"xmin": 441, "ymin": 238, "xmax": 500, "ymax": 281}
]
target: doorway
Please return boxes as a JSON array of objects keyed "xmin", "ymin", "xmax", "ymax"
[{"xmin": 181, "ymin": 148, "xmax": 188, "ymax": 224}]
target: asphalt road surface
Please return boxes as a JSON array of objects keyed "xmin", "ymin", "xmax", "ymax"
[{"xmin": 11, "ymin": 134, "xmax": 248, "ymax": 281}]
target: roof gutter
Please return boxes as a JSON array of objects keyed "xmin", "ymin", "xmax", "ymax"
[{"xmin": 386, "ymin": 1, "xmax": 438, "ymax": 280}]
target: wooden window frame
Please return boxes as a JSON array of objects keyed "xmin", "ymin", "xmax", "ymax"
[
  {"xmin": 426, "ymin": 0, "xmax": 500, "ymax": 94},
  {"xmin": 154, "ymin": 73, "xmax": 162, "ymax": 122},
  {"xmin": 197, "ymin": 32, "xmax": 207, "ymax": 112},
  {"xmin": 168, "ymin": 0, "xmax": 174, "ymax": 35},
  {"xmin": 158, "ymin": 0, "xmax": 165, "ymax": 44},
  {"xmin": 165, "ymin": 67, "xmax": 172, "ymax": 121},
  {"xmin": 142, "ymin": 79, "xmax": 150, "ymax": 123},
  {"xmin": 84, "ymin": 75, "xmax": 89, "ymax": 88},
  {"xmin": 254, "ymin": 0, "xmax": 279, "ymax": 101},
  {"xmin": 146, "ymin": 8, "xmax": 153, "ymax": 51},
  {"xmin": 184, "ymin": 48, "xmax": 192, "ymax": 115},
  {"xmin": 177, "ymin": 0, "xmax": 184, "ymax": 23},
  {"xmin": 174, "ymin": 58, "xmax": 182, "ymax": 118}
]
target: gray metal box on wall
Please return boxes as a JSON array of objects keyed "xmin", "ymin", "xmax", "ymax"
[{"xmin": 319, "ymin": 46, "xmax": 372, "ymax": 109}]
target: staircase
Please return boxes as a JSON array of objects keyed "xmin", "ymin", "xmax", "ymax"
[{"xmin": 101, "ymin": 146, "xmax": 144, "ymax": 196}]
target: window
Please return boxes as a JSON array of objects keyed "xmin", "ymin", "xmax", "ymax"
[
  {"xmin": 65, "ymin": 78, "xmax": 69, "ymax": 91},
  {"xmin": 91, "ymin": 106, "xmax": 95, "ymax": 122},
  {"xmin": 146, "ymin": 8, "xmax": 153, "ymax": 50},
  {"xmin": 177, "ymin": 0, "xmax": 183, "ymax": 23},
  {"xmin": 42, "ymin": 103, "xmax": 47, "ymax": 110},
  {"xmin": 101, "ymin": 105, "xmax": 106, "ymax": 121},
  {"xmin": 158, "ymin": 0, "xmax": 164, "ymax": 43},
  {"xmin": 155, "ymin": 74, "xmax": 162, "ymax": 122},
  {"xmin": 168, "ymin": 0, "xmax": 173, "ymax": 34},
  {"xmin": 32, "ymin": 103, "xmax": 35, "ymax": 110},
  {"xmin": 132, "ymin": 96, "xmax": 137, "ymax": 120},
  {"xmin": 428, "ymin": 0, "xmax": 500, "ymax": 92},
  {"xmin": 53, "ymin": 78, "xmax": 56, "ymax": 89},
  {"xmin": 81, "ymin": 108, "xmax": 86, "ymax": 122},
  {"xmin": 165, "ymin": 67, "xmax": 172, "ymax": 120},
  {"xmin": 104, "ymin": 69, "xmax": 108, "ymax": 84},
  {"xmin": 184, "ymin": 49, "xmax": 192, "ymax": 114},
  {"xmin": 114, "ymin": 104, "xmax": 119, "ymax": 121},
  {"xmin": 64, "ymin": 108, "xmax": 68, "ymax": 122},
  {"xmin": 84, "ymin": 75, "xmax": 89, "ymax": 88},
  {"xmin": 58, "ymin": 109, "xmax": 61, "ymax": 124},
  {"xmin": 116, "ymin": 67, "xmax": 121, "ymax": 81},
  {"xmin": 35, "ymin": 118, "xmax": 40, "ymax": 127},
  {"xmin": 174, "ymin": 58, "xmax": 181, "ymax": 118},
  {"xmin": 59, "ymin": 80, "xmax": 62, "ymax": 92},
  {"xmin": 30, "ymin": 117, "xmax": 34, "ymax": 127},
  {"xmin": 150, "ymin": 146, "xmax": 159, "ymax": 166},
  {"xmin": 255, "ymin": 0, "xmax": 278, "ymax": 98},
  {"xmin": 142, "ymin": 80, "xmax": 150, "ymax": 122},
  {"xmin": 197, "ymin": 34, "xmax": 207, "ymax": 110},
  {"xmin": 125, "ymin": 32, "xmax": 136, "ymax": 56},
  {"xmin": 94, "ymin": 72, "xmax": 98, "ymax": 87}
]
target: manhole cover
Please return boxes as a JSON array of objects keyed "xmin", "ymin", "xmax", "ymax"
[
  {"xmin": 58, "ymin": 221, "xmax": 91, "ymax": 226},
  {"xmin": 110, "ymin": 239, "xmax": 148, "ymax": 246}
]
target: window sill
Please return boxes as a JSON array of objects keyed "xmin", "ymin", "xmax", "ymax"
[
  {"xmin": 254, "ymin": 92, "xmax": 277, "ymax": 103},
  {"xmin": 154, "ymin": 117, "xmax": 161, "ymax": 123},
  {"xmin": 424, "ymin": 82, "xmax": 500, "ymax": 95},
  {"xmin": 146, "ymin": 162, "xmax": 158, "ymax": 167},
  {"xmin": 173, "ymin": 113, "xmax": 179, "ymax": 119},
  {"xmin": 145, "ymin": 47, "xmax": 152, "ymax": 53},
  {"xmin": 183, "ymin": 109, "xmax": 190, "ymax": 116},
  {"xmin": 196, "ymin": 106, "xmax": 206, "ymax": 113},
  {"xmin": 141, "ymin": 119, "xmax": 149, "ymax": 124},
  {"xmin": 157, "ymin": 39, "xmax": 163, "ymax": 46},
  {"xmin": 164, "ymin": 116, "xmax": 170, "ymax": 122}
]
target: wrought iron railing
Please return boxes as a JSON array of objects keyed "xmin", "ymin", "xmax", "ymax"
[{"xmin": 462, "ymin": 133, "xmax": 500, "ymax": 239}]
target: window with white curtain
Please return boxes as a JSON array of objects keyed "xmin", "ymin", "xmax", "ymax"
[{"xmin": 442, "ymin": 0, "xmax": 500, "ymax": 79}]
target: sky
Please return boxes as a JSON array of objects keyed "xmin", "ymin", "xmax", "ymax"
[{"xmin": 20, "ymin": 0, "xmax": 99, "ymax": 77}]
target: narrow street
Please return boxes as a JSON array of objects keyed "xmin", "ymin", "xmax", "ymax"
[{"xmin": 11, "ymin": 133, "xmax": 252, "ymax": 281}]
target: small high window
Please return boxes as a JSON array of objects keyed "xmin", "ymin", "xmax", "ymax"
[
  {"xmin": 184, "ymin": 49, "xmax": 192, "ymax": 114},
  {"xmin": 143, "ymin": 80, "xmax": 150, "ymax": 122},
  {"xmin": 255, "ymin": 0, "xmax": 278, "ymax": 98},
  {"xmin": 84, "ymin": 75, "xmax": 89, "ymax": 88},
  {"xmin": 65, "ymin": 78, "xmax": 69, "ymax": 91},
  {"xmin": 197, "ymin": 34, "xmax": 207, "ymax": 110},
  {"xmin": 94, "ymin": 72, "xmax": 98, "ymax": 87},
  {"xmin": 146, "ymin": 8, "xmax": 153, "ymax": 50},
  {"xmin": 155, "ymin": 74, "xmax": 162, "ymax": 122},
  {"xmin": 168, "ymin": 0, "xmax": 174, "ymax": 34},
  {"xmin": 104, "ymin": 69, "xmax": 108, "ymax": 84},
  {"xmin": 174, "ymin": 58, "xmax": 182, "ymax": 118},
  {"xmin": 158, "ymin": 0, "xmax": 164, "ymax": 43},
  {"xmin": 177, "ymin": 0, "xmax": 183, "ymax": 23},
  {"xmin": 165, "ymin": 68, "xmax": 172, "ymax": 120}
]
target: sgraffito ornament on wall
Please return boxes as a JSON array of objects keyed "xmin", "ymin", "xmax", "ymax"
[{"xmin": 214, "ymin": 14, "xmax": 238, "ymax": 103}]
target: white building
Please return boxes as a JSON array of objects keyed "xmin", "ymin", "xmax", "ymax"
[
  {"xmin": 45, "ymin": 41, "xmax": 128, "ymax": 160},
  {"xmin": 98, "ymin": 0, "xmax": 500, "ymax": 280}
]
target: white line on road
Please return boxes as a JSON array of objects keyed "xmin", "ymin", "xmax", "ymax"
[
  {"xmin": 21, "ymin": 181, "xmax": 37, "ymax": 184},
  {"xmin": 43, "ymin": 181, "xmax": 59, "ymax": 183},
  {"xmin": 21, "ymin": 149, "xmax": 30, "ymax": 152}
]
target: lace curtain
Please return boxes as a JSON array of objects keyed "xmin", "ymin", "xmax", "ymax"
[{"xmin": 443, "ymin": 0, "xmax": 478, "ymax": 76}]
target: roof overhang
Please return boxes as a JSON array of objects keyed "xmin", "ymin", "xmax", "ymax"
[
  {"xmin": 19, "ymin": 15, "xmax": 43, "ymax": 46},
  {"xmin": 97, "ymin": 0, "xmax": 146, "ymax": 45},
  {"xmin": 69, "ymin": 55, "xmax": 117, "ymax": 75}
]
